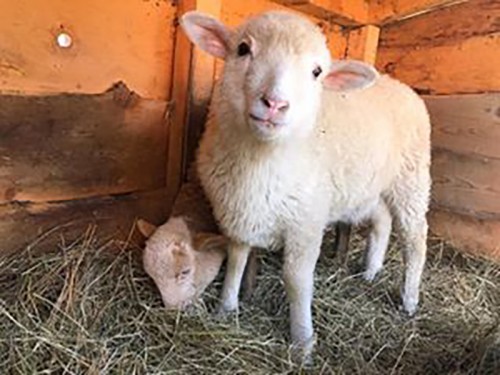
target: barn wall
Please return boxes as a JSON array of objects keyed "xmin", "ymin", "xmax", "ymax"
[
  {"xmin": 0, "ymin": 0, "xmax": 177, "ymax": 253},
  {"xmin": 376, "ymin": 0, "xmax": 500, "ymax": 259}
]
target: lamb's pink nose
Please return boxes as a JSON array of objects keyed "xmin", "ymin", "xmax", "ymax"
[{"xmin": 261, "ymin": 95, "xmax": 289, "ymax": 114}]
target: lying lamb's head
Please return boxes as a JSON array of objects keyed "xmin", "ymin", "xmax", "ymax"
[
  {"xmin": 181, "ymin": 11, "xmax": 379, "ymax": 142},
  {"xmin": 138, "ymin": 218, "xmax": 198, "ymax": 309}
]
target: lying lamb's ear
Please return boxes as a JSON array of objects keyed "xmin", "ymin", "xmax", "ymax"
[
  {"xmin": 193, "ymin": 233, "xmax": 228, "ymax": 252},
  {"xmin": 137, "ymin": 219, "xmax": 157, "ymax": 238},
  {"xmin": 323, "ymin": 60, "xmax": 379, "ymax": 92},
  {"xmin": 180, "ymin": 11, "xmax": 232, "ymax": 59}
]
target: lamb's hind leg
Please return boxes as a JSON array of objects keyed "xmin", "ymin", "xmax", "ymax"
[
  {"xmin": 389, "ymin": 167, "xmax": 430, "ymax": 315},
  {"xmin": 219, "ymin": 242, "xmax": 252, "ymax": 313},
  {"xmin": 364, "ymin": 200, "xmax": 392, "ymax": 282}
]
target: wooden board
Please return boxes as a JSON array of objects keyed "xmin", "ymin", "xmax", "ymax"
[
  {"xmin": 379, "ymin": 0, "xmax": 500, "ymax": 49},
  {"xmin": 369, "ymin": 0, "xmax": 462, "ymax": 25},
  {"xmin": 345, "ymin": 25, "xmax": 380, "ymax": 64},
  {"xmin": 0, "ymin": 188, "xmax": 169, "ymax": 255},
  {"xmin": 424, "ymin": 93, "xmax": 500, "ymax": 159},
  {"xmin": 431, "ymin": 148, "xmax": 500, "ymax": 219},
  {"xmin": 376, "ymin": 0, "xmax": 500, "ymax": 94},
  {"xmin": 377, "ymin": 34, "xmax": 500, "ymax": 95},
  {"xmin": 273, "ymin": 0, "xmax": 368, "ymax": 25},
  {"xmin": 0, "ymin": 0, "xmax": 176, "ymax": 100},
  {"xmin": 166, "ymin": 0, "xmax": 221, "ymax": 212},
  {"xmin": 0, "ymin": 84, "xmax": 168, "ymax": 203},
  {"xmin": 430, "ymin": 209, "xmax": 500, "ymax": 261}
]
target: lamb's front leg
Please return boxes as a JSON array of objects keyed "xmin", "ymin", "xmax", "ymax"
[
  {"xmin": 283, "ymin": 236, "xmax": 321, "ymax": 364},
  {"xmin": 219, "ymin": 241, "xmax": 252, "ymax": 313}
]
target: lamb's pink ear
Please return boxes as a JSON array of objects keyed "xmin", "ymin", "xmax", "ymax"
[
  {"xmin": 137, "ymin": 219, "xmax": 157, "ymax": 239},
  {"xmin": 323, "ymin": 60, "xmax": 379, "ymax": 92},
  {"xmin": 180, "ymin": 11, "xmax": 232, "ymax": 59}
]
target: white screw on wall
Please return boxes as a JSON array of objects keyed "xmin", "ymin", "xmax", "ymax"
[{"xmin": 56, "ymin": 32, "xmax": 72, "ymax": 48}]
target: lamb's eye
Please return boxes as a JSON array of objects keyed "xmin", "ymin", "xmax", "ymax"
[
  {"xmin": 312, "ymin": 66, "xmax": 322, "ymax": 79},
  {"xmin": 237, "ymin": 42, "xmax": 251, "ymax": 57}
]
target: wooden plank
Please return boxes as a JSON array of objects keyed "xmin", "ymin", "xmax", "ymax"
[
  {"xmin": 431, "ymin": 149, "xmax": 500, "ymax": 219},
  {"xmin": 273, "ymin": 0, "xmax": 368, "ymax": 25},
  {"xmin": 430, "ymin": 209, "xmax": 500, "ymax": 261},
  {"xmin": 376, "ymin": 33, "xmax": 500, "ymax": 94},
  {"xmin": 424, "ymin": 93, "xmax": 500, "ymax": 159},
  {"xmin": 185, "ymin": 0, "xmax": 222, "ymax": 171},
  {"xmin": 0, "ymin": 0, "xmax": 176, "ymax": 100},
  {"xmin": 369, "ymin": 0, "xmax": 463, "ymax": 25},
  {"xmin": 0, "ymin": 84, "xmax": 168, "ymax": 204},
  {"xmin": 345, "ymin": 25, "xmax": 380, "ymax": 64},
  {"xmin": 166, "ymin": 0, "xmax": 221, "ymax": 212},
  {"xmin": 379, "ymin": 0, "xmax": 500, "ymax": 49},
  {"xmin": 0, "ymin": 189, "xmax": 169, "ymax": 255}
]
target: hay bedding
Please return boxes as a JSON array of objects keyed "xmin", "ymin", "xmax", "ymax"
[{"xmin": 0, "ymin": 227, "xmax": 499, "ymax": 374}]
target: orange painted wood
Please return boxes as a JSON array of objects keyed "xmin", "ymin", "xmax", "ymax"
[
  {"xmin": 377, "ymin": 34, "xmax": 500, "ymax": 94},
  {"xmin": 345, "ymin": 25, "xmax": 380, "ymax": 64},
  {"xmin": 0, "ymin": 0, "xmax": 176, "ymax": 100},
  {"xmin": 369, "ymin": 0, "xmax": 461, "ymax": 25},
  {"xmin": 379, "ymin": 0, "xmax": 500, "ymax": 49},
  {"xmin": 376, "ymin": 0, "xmax": 500, "ymax": 94},
  {"xmin": 424, "ymin": 94, "xmax": 500, "ymax": 160},
  {"xmin": 430, "ymin": 209, "xmax": 500, "ymax": 261},
  {"xmin": 166, "ymin": 0, "xmax": 221, "ymax": 212},
  {"xmin": 431, "ymin": 148, "xmax": 500, "ymax": 219},
  {"xmin": 273, "ymin": 0, "xmax": 368, "ymax": 25}
]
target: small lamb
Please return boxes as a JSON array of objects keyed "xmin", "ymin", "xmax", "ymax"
[
  {"xmin": 181, "ymin": 11, "xmax": 431, "ymax": 361},
  {"xmin": 138, "ymin": 176, "xmax": 258, "ymax": 309},
  {"xmin": 138, "ymin": 216, "xmax": 227, "ymax": 309}
]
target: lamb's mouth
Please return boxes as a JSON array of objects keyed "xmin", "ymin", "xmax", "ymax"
[{"xmin": 249, "ymin": 113, "xmax": 279, "ymax": 128}]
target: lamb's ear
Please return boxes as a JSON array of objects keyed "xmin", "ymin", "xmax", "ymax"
[
  {"xmin": 323, "ymin": 60, "xmax": 379, "ymax": 92},
  {"xmin": 193, "ymin": 233, "xmax": 228, "ymax": 252},
  {"xmin": 137, "ymin": 219, "xmax": 157, "ymax": 238},
  {"xmin": 180, "ymin": 11, "xmax": 232, "ymax": 59}
]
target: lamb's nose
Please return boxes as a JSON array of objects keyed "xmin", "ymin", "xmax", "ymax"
[{"xmin": 261, "ymin": 95, "xmax": 289, "ymax": 112}]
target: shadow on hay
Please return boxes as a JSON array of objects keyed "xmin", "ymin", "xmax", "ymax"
[{"xmin": 0, "ymin": 225, "xmax": 498, "ymax": 374}]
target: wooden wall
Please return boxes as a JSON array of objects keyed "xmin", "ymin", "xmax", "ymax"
[
  {"xmin": 376, "ymin": 0, "xmax": 500, "ymax": 260},
  {"xmin": 1, "ymin": 0, "xmax": 497, "ymax": 260},
  {"xmin": 0, "ymin": 0, "xmax": 177, "ymax": 252}
]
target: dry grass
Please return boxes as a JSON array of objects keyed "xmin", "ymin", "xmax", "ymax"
[{"xmin": 0, "ymin": 226, "xmax": 499, "ymax": 374}]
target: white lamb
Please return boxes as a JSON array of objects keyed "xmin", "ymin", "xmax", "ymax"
[{"xmin": 180, "ymin": 10, "xmax": 431, "ymax": 362}]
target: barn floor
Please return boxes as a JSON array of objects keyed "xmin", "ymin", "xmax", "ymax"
[{"xmin": 0, "ymin": 226, "xmax": 499, "ymax": 374}]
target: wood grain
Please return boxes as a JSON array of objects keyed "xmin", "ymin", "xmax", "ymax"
[
  {"xmin": 345, "ymin": 25, "xmax": 380, "ymax": 64},
  {"xmin": 379, "ymin": 0, "xmax": 500, "ymax": 49},
  {"xmin": 166, "ymin": 0, "xmax": 221, "ymax": 212},
  {"xmin": 0, "ymin": 85, "xmax": 168, "ymax": 204},
  {"xmin": 430, "ymin": 209, "xmax": 500, "ymax": 261},
  {"xmin": 369, "ymin": 0, "xmax": 462, "ymax": 25},
  {"xmin": 377, "ymin": 34, "xmax": 500, "ymax": 94},
  {"xmin": 431, "ymin": 148, "xmax": 500, "ymax": 219},
  {"xmin": 273, "ymin": 0, "xmax": 368, "ymax": 25},
  {"xmin": 424, "ymin": 93, "xmax": 500, "ymax": 159},
  {"xmin": 0, "ymin": 0, "xmax": 176, "ymax": 100},
  {"xmin": 0, "ymin": 189, "xmax": 169, "ymax": 255}
]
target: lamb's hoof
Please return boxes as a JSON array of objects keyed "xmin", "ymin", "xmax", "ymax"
[
  {"xmin": 290, "ymin": 336, "xmax": 315, "ymax": 369},
  {"xmin": 363, "ymin": 267, "xmax": 381, "ymax": 282},
  {"xmin": 215, "ymin": 302, "xmax": 238, "ymax": 320},
  {"xmin": 402, "ymin": 296, "xmax": 418, "ymax": 316}
]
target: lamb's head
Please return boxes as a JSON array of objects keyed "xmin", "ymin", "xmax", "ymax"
[
  {"xmin": 181, "ymin": 10, "xmax": 379, "ymax": 142},
  {"xmin": 138, "ymin": 218, "xmax": 197, "ymax": 309}
]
